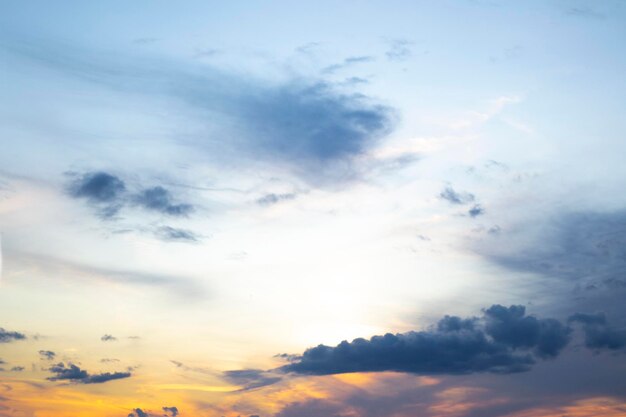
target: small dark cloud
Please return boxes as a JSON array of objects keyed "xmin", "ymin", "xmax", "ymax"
[
  {"xmin": 47, "ymin": 362, "xmax": 131, "ymax": 384},
  {"xmin": 101, "ymin": 334, "xmax": 117, "ymax": 342},
  {"xmin": 162, "ymin": 407, "xmax": 179, "ymax": 417},
  {"xmin": 69, "ymin": 172, "xmax": 126, "ymax": 203},
  {"xmin": 281, "ymin": 305, "xmax": 571, "ymax": 376},
  {"xmin": 155, "ymin": 226, "xmax": 198, "ymax": 243},
  {"xmin": 468, "ymin": 204, "xmax": 485, "ymax": 217},
  {"xmin": 222, "ymin": 369, "xmax": 282, "ymax": 391},
  {"xmin": 569, "ymin": 313, "xmax": 626, "ymax": 351},
  {"xmin": 100, "ymin": 358, "xmax": 120, "ymax": 363},
  {"xmin": 274, "ymin": 353, "xmax": 302, "ymax": 363},
  {"xmin": 0, "ymin": 328, "xmax": 26, "ymax": 343},
  {"xmin": 129, "ymin": 409, "xmax": 148, "ymax": 417},
  {"xmin": 38, "ymin": 350, "xmax": 56, "ymax": 360},
  {"xmin": 439, "ymin": 186, "xmax": 475, "ymax": 205},
  {"xmin": 385, "ymin": 39, "xmax": 413, "ymax": 61},
  {"xmin": 9, "ymin": 367, "xmax": 24, "ymax": 372},
  {"xmin": 134, "ymin": 187, "xmax": 193, "ymax": 216},
  {"xmin": 257, "ymin": 193, "xmax": 297, "ymax": 206}
]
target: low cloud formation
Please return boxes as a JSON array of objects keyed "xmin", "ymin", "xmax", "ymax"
[
  {"xmin": 0, "ymin": 328, "xmax": 26, "ymax": 343},
  {"xmin": 47, "ymin": 362, "xmax": 131, "ymax": 384},
  {"xmin": 439, "ymin": 187, "xmax": 475, "ymax": 205},
  {"xmin": 38, "ymin": 350, "xmax": 56, "ymax": 360},
  {"xmin": 281, "ymin": 305, "xmax": 570, "ymax": 376},
  {"xmin": 569, "ymin": 313, "xmax": 626, "ymax": 351},
  {"xmin": 101, "ymin": 334, "xmax": 117, "ymax": 342}
]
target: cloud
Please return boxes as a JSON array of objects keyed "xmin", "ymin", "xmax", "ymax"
[
  {"xmin": 257, "ymin": 193, "xmax": 297, "ymax": 206},
  {"xmin": 322, "ymin": 55, "xmax": 375, "ymax": 74},
  {"xmin": 569, "ymin": 313, "xmax": 626, "ymax": 351},
  {"xmin": 162, "ymin": 406, "xmax": 179, "ymax": 417},
  {"xmin": 468, "ymin": 204, "xmax": 485, "ymax": 217},
  {"xmin": 129, "ymin": 409, "xmax": 148, "ymax": 417},
  {"xmin": 222, "ymin": 369, "xmax": 282, "ymax": 391},
  {"xmin": 69, "ymin": 172, "xmax": 126, "ymax": 203},
  {"xmin": 38, "ymin": 350, "xmax": 56, "ymax": 360},
  {"xmin": 7, "ymin": 38, "xmax": 396, "ymax": 181},
  {"xmin": 67, "ymin": 172, "xmax": 196, "ymax": 221},
  {"xmin": 439, "ymin": 187, "xmax": 475, "ymax": 205},
  {"xmin": 47, "ymin": 362, "xmax": 131, "ymax": 384},
  {"xmin": 281, "ymin": 305, "xmax": 570, "ymax": 376},
  {"xmin": 484, "ymin": 305, "xmax": 571, "ymax": 358},
  {"xmin": 134, "ymin": 187, "xmax": 193, "ymax": 217},
  {"xmin": 481, "ymin": 210, "xmax": 626, "ymax": 296},
  {"xmin": 9, "ymin": 367, "xmax": 24, "ymax": 372},
  {"xmin": 101, "ymin": 334, "xmax": 117, "ymax": 342},
  {"xmin": 154, "ymin": 226, "xmax": 198, "ymax": 243},
  {"xmin": 0, "ymin": 328, "xmax": 26, "ymax": 343},
  {"xmin": 385, "ymin": 39, "xmax": 413, "ymax": 61}
]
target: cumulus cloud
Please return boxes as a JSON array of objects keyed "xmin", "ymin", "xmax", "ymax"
[
  {"xmin": 47, "ymin": 362, "xmax": 131, "ymax": 384},
  {"xmin": 439, "ymin": 187, "xmax": 475, "ymax": 205},
  {"xmin": 38, "ymin": 350, "xmax": 56, "ymax": 360},
  {"xmin": 0, "ymin": 328, "xmax": 26, "ymax": 343},
  {"xmin": 127, "ymin": 407, "xmax": 181, "ymax": 417},
  {"xmin": 101, "ymin": 334, "xmax": 117, "ymax": 342},
  {"xmin": 281, "ymin": 305, "xmax": 570, "ymax": 376}
]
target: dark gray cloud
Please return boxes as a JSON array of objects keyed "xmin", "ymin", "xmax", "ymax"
[
  {"xmin": 38, "ymin": 350, "xmax": 55, "ymax": 360},
  {"xmin": 69, "ymin": 172, "xmax": 126, "ymax": 203},
  {"xmin": 162, "ymin": 406, "xmax": 179, "ymax": 417},
  {"xmin": 9, "ymin": 367, "xmax": 24, "ymax": 372},
  {"xmin": 134, "ymin": 187, "xmax": 193, "ymax": 217},
  {"xmin": 257, "ymin": 193, "xmax": 297, "ymax": 206},
  {"xmin": 484, "ymin": 305, "xmax": 571, "ymax": 358},
  {"xmin": 154, "ymin": 226, "xmax": 198, "ymax": 243},
  {"xmin": 281, "ymin": 305, "xmax": 570, "ymax": 376},
  {"xmin": 67, "ymin": 172, "xmax": 196, "ymax": 221},
  {"xmin": 439, "ymin": 186, "xmax": 475, "ymax": 205},
  {"xmin": 129, "ymin": 409, "xmax": 148, "ymax": 417},
  {"xmin": 101, "ymin": 334, "xmax": 117, "ymax": 342},
  {"xmin": 468, "ymin": 204, "xmax": 485, "ymax": 217},
  {"xmin": 222, "ymin": 369, "xmax": 282, "ymax": 391},
  {"xmin": 569, "ymin": 312, "xmax": 626, "ymax": 351},
  {"xmin": 7, "ymin": 38, "xmax": 396, "ymax": 180},
  {"xmin": 0, "ymin": 328, "xmax": 26, "ymax": 343},
  {"xmin": 276, "ymin": 399, "xmax": 350, "ymax": 417},
  {"xmin": 47, "ymin": 362, "xmax": 131, "ymax": 384}
]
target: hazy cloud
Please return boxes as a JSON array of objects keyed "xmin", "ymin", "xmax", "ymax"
[
  {"xmin": 0, "ymin": 328, "xmax": 26, "ymax": 343},
  {"xmin": 38, "ymin": 350, "xmax": 56, "ymax": 360},
  {"xmin": 439, "ymin": 187, "xmax": 475, "ymax": 205}
]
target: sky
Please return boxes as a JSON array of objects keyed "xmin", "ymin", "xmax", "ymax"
[{"xmin": 1, "ymin": 1, "xmax": 626, "ymax": 416}]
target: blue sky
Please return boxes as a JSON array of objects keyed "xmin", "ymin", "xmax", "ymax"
[{"xmin": 1, "ymin": 1, "xmax": 626, "ymax": 417}]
